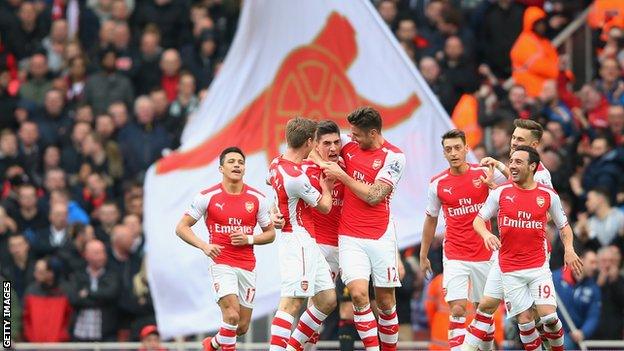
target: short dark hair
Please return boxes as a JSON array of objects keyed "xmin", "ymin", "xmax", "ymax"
[
  {"xmin": 316, "ymin": 120, "xmax": 340, "ymax": 141},
  {"xmin": 286, "ymin": 117, "xmax": 318, "ymax": 148},
  {"xmin": 589, "ymin": 186, "xmax": 611, "ymax": 205},
  {"xmin": 219, "ymin": 147, "xmax": 245, "ymax": 165},
  {"xmin": 513, "ymin": 145, "xmax": 540, "ymax": 174},
  {"xmin": 593, "ymin": 132, "xmax": 616, "ymax": 150},
  {"xmin": 347, "ymin": 107, "xmax": 382, "ymax": 133},
  {"xmin": 441, "ymin": 129, "xmax": 466, "ymax": 145},
  {"xmin": 513, "ymin": 119, "xmax": 543, "ymax": 142}
]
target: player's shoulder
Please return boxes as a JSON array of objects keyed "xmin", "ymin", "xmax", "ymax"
[
  {"xmin": 381, "ymin": 140, "xmax": 403, "ymax": 155},
  {"xmin": 536, "ymin": 183, "xmax": 558, "ymax": 197},
  {"xmin": 495, "ymin": 181, "xmax": 514, "ymax": 194},
  {"xmin": 468, "ymin": 163, "xmax": 488, "ymax": 174},
  {"xmin": 275, "ymin": 157, "xmax": 305, "ymax": 177},
  {"xmin": 244, "ymin": 184, "xmax": 266, "ymax": 199},
  {"xmin": 200, "ymin": 183, "xmax": 222, "ymax": 195},
  {"xmin": 429, "ymin": 168, "xmax": 449, "ymax": 184}
]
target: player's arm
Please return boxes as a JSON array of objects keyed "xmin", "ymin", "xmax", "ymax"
[
  {"xmin": 175, "ymin": 214, "xmax": 223, "ymax": 259},
  {"xmin": 231, "ymin": 197, "xmax": 276, "ymax": 246},
  {"xmin": 474, "ymin": 190, "xmax": 501, "ymax": 251},
  {"xmin": 549, "ymin": 193, "xmax": 583, "ymax": 275},
  {"xmin": 480, "ymin": 157, "xmax": 509, "ymax": 178},
  {"xmin": 420, "ymin": 182, "xmax": 441, "ymax": 275},
  {"xmin": 175, "ymin": 193, "xmax": 223, "ymax": 259},
  {"xmin": 314, "ymin": 175, "xmax": 334, "ymax": 214}
]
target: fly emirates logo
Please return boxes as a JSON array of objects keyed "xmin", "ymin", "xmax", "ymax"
[
  {"xmin": 501, "ymin": 211, "xmax": 543, "ymax": 229},
  {"xmin": 353, "ymin": 170, "xmax": 373, "ymax": 186},
  {"xmin": 447, "ymin": 198, "xmax": 483, "ymax": 217},
  {"xmin": 214, "ymin": 218, "xmax": 254, "ymax": 234}
]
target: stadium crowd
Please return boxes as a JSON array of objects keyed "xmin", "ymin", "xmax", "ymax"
[{"xmin": 0, "ymin": 0, "xmax": 622, "ymax": 348}]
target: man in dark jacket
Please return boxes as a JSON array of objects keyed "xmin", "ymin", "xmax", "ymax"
[
  {"xmin": 594, "ymin": 246, "xmax": 624, "ymax": 340},
  {"xmin": 22, "ymin": 257, "xmax": 72, "ymax": 342},
  {"xmin": 553, "ymin": 249, "xmax": 601, "ymax": 350},
  {"xmin": 67, "ymin": 239, "xmax": 119, "ymax": 341},
  {"xmin": 581, "ymin": 134, "xmax": 623, "ymax": 205},
  {"xmin": 84, "ymin": 49, "xmax": 135, "ymax": 114}
]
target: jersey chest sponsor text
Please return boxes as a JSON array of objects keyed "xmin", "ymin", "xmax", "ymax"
[
  {"xmin": 445, "ymin": 197, "xmax": 484, "ymax": 217},
  {"xmin": 500, "ymin": 210, "xmax": 544, "ymax": 229}
]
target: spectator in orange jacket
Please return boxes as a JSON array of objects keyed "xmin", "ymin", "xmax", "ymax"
[
  {"xmin": 510, "ymin": 7, "xmax": 559, "ymax": 97},
  {"xmin": 22, "ymin": 257, "xmax": 72, "ymax": 342}
]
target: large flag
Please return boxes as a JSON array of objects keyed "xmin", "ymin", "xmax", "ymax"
[{"xmin": 144, "ymin": 0, "xmax": 455, "ymax": 338}]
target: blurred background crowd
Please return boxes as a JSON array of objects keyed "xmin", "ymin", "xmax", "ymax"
[{"xmin": 0, "ymin": 0, "xmax": 622, "ymax": 348}]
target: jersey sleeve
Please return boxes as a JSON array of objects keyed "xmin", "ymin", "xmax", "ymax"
[
  {"xmin": 375, "ymin": 152, "xmax": 406, "ymax": 188},
  {"xmin": 535, "ymin": 170, "xmax": 553, "ymax": 188},
  {"xmin": 478, "ymin": 188, "xmax": 500, "ymax": 221},
  {"xmin": 340, "ymin": 133, "xmax": 352, "ymax": 147},
  {"xmin": 548, "ymin": 192, "xmax": 569, "ymax": 229},
  {"xmin": 286, "ymin": 173, "xmax": 322, "ymax": 207},
  {"xmin": 256, "ymin": 196, "xmax": 272, "ymax": 228},
  {"xmin": 425, "ymin": 181, "xmax": 441, "ymax": 217},
  {"xmin": 493, "ymin": 168, "xmax": 508, "ymax": 185},
  {"xmin": 186, "ymin": 192, "xmax": 209, "ymax": 220}
]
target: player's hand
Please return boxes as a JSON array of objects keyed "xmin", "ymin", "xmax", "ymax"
[
  {"xmin": 571, "ymin": 330, "xmax": 584, "ymax": 343},
  {"xmin": 230, "ymin": 231, "xmax": 249, "ymax": 246},
  {"xmin": 201, "ymin": 243, "xmax": 224, "ymax": 258},
  {"xmin": 321, "ymin": 161, "xmax": 346, "ymax": 181},
  {"xmin": 564, "ymin": 248, "xmax": 583, "ymax": 277},
  {"xmin": 479, "ymin": 164, "xmax": 498, "ymax": 189},
  {"xmin": 483, "ymin": 233, "xmax": 501, "ymax": 251},
  {"xmin": 397, "ymin": 257, "xmax": 406, "ymax": 281},
  {"xmin": 419, "ymin": 256, "xmax": 432, "ymax": 277},
  {"xmin": 270, "ymin": 210, "xmax": 285, "ymax": 229},
  {"xmin": 480, "ymin": 157, "xmax": 497, "ymax": 168},
  {"xmin": 319, "ymin": 172, "xmax": 335, "ymax": 192}
]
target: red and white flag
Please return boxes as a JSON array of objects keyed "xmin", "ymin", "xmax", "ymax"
[{"xmin": 145, "ymin": 0, "xmax": 455, "ymax": 338}]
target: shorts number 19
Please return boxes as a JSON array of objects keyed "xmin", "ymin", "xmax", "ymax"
[{"xmin": 538, "ymin": 284, "xmax": 551, "ymax": 299}]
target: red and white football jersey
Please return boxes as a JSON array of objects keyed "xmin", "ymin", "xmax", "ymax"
[
  {"xmin": 186, "ymin": 183, "xmax": 271, "ymax": 271},
  {"xmin": 268, "ymin": 156, "xmax": 321, "ymax": 236},
  {"xmin": 478, "ymin": 182, "xmax": 568, "ymax": 273},
  {"xmin": 302, "ymin": 160, "xmax": 344, "ymax": 247},
  {"xmin": 535, "ymin": 162, "xmax": 552, "ymax": 187},
  {"xmin": 426, "ymin": 164, "xmax": 507, "ymax": 261},
  {"xmin": 339, "ymin": 137, "xmax": 406, "ymax": 240}
]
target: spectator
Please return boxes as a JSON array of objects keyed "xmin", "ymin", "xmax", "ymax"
[
  {"xmin": 553, "ymin": 249, "xmax": 602, "ymax": 349},
  {"xmin": 1, "ymin": 233, "xmax": 35, "ymax": 300},
  {"xmin": 580, "ymin": 134, "xmax": 623, "ymax": 201},
  {"xmin": 419, "ymin": 56, "xmax": 455, "ymax": 114},
  {"xmin": 594, "ymin": 246, "xmax": 624, "ymax": 340},
  {"xmin": 7, "ymin": 183, "xmax": 48, "ymax": 241},
  {"xmin": 134, "ymin": 28, "xmax": 163, "ymax": 95},
  {"xmin": 112, "ymin": 22, "xmax": 137, "ymax": 79},
  {"xmin": 60, "ymin": 121, "xmax": 91, "ymax": 176},
  {"xmin": 435, "ymin": 5, "xmax": 476, "ymax": 60},
  {"xmin": 50, "ymin": 189, "xmax": 90, "ymax": 226},
  {"xmin": 578, "ymin": 84, "xmax": 610, "ymax": 129},
  {"xmin": 133, "ymin": 0, "xmax": 192, "ymax": 49},
  {"xmin": 19, "ymin": 53, "xmax": 53, "ymax": 106},
  {"xmin": 89, "ymin": 19, "xmax": 117, "ymax": 62},
  {"xmin": 57, "ymin": 222, "xmax": 94, "ymax": 276},
  {"xmin": 489, "ymin": 120, "xmax": 512, "ymax": 161},
  {"xmin": 84, "ymin": 48, "xmax": 134, "ymax": 115},
  {"xmin": 0, "ymin": 206, "xmax": 17, "ymax": 268},
  {"xmin": 78, "ymin": 172, "xmax": 111, "ymax": 218},
  {"xmin": 32, "ymin": 202, "xmax": 69, "ymax": 258},
  {"xmin": 180, "ymin": 28, "xmax": 217, "ymax": 91},
  {"xmin": 607, "ymin": 104, "xmax": 624, "ymax": 145},
  {"xmin": 18, "ymin": 121, "xmax": 43, "ymax": 181},
  {"xmin": 68, "ymin": 239, "xmax": 119, "ymax": 341},
  {"xmin": 0, "ymin": 129, "xmax": 24, "ymax": 178},
  {"xmin": 122, "ymin": 213, "xmax": 143, "ymax": 252},
  {"xmin": 479, "ymin": 0, "xmax": 524, "ymax": 79},
  {"xmin": 168, "ymin": 73, "xmax": 198, "ymax": 148},
  {"xmin": 538, "ymin": 80, "xmax": 576, "ymax": 137},
  {"xmin": 378, "ymin": 0, "xmax": 398, "ymax": 29},
  {"xmin": 65, "ymin": 56, "xmax": 89, "ymax": 107},
  {"xmin": 118, "ymin": 96, "xmax": 171, "ymax": 180},
  {"xmin": 481, "ymin": 85, "xmax": 538, "ymax": 127},
  {"xmin": 510, "ymin": 7, "xmax": 559, "ymax": 97},
  {"xmin": 22, "ymin": 257, "xmax": 72, "ymax": 342},
  {"xmin": 95, "ymin": 113, "xmax": 117, "ymax": 143},
  {"xmin": 0, "ymin": 67, "xmax": 19, "ymax": 131},
  {"xmin": 35, "ymin": 89, "xmax": 72, "ymax": 147},
  {"xmin": 395, "ymin": 18, "xmax": 428, "ymax": 63},
  {"xmin": 159, "ymin": 49, "xmax": 181, "ymax": 102},
  {"xmin": 41, "ymin": 145, "xmax": 62, "ymax": 175},
  {"xmin": 149, "ymin": 88, "xmax": 170, "ymax": 125},
  {"xmin": 7, "ymin": 2, "xmax": 46, "ymax": 60},
  {"xmin": 596, "ymin": 58, "xmax": 624, "ymax": 106},
  {"xmin": 74, "ymin": 104, "xmax": 95, "ymax": 125},
  {"xmin": 42, "ymin": 0, "xmax": 100, "ymax": 52},
  {"xmin": 108, "ymin": 101, "xmax": 130, "ymax": 132},
  {"xmin": 94, "ymin": 201, "xmax": 120, "ymax": 245},
  {"xmin": 438, "ymin": 36, "xmax": 479, "ymax": 109},
  {"xmin": 80, "ymin": 132, "xmax": 124, "ymax": 185},
  {"xmin": 110, "ymin": 0, "xmax": 131, "ymax": 22},
  {"xmin": 139, "ymin": 324, "xmax": 165, "ymax": 351},
  {"xmin": 576, "ymin": 187, "xmax": 624, "ymax": 248},
  {"xmin": 41, "ymin": 19, "xmax": 69, "ymax": 74}
]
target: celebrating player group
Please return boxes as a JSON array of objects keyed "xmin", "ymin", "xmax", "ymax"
[{"xmin": 175, "ymin": 107, "xmax": 583, "ymax": 351}]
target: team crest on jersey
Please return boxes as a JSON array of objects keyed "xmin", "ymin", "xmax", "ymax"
[
  {"xmin": 301, "ymin": 280, "xmax": 309, "ymax": 292},
  {"xmin": 472, "ymin": 178, "xmax": 482, "ymax": 188},
  {"xmin": 372, "ymin": 159, "xmax": 382, "ymax": 170},
  {"xmin": 214, "ymin": 282, "xmax": 220, "ymax": 293},
  {"xmin": 536, "ymin": 196, "xmax": 545, "ymax": 208},
  {"xmin": 505, "ymin": 301, "xmax": 512, "ymax": 312},
  {"xmin": 245, "ymin": 201, "xmax": 255, "ymax": 213}
]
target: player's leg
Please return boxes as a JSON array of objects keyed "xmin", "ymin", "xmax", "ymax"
[
  {"xmin": 287, "ymin": 242, "xmax": 336, "ymax": 351},
  {"xmin": 462, "ymin": 260, "xmax": 502, "ymax": 351},
  {"xmin": 468, "ymin": 260, "xmax": 496, "ymax": 350},
  {"xmin": 237, "ymin": 306, "xmax": 252, "ymax": 336},
  {"xmin": 236, "ymin": 267, "xmax": 256, "ymax": 337},
  {"xmin": 530, "ymin": 273, "xmax": 563, "ymax": 351},
  {"xmin": 369, "ymin": 227, "xmax": 401, "ymax": 351},
  {"xmin": 271, "ymin": 233, "xmax": 311, "ymax": 351},
  {"xmin": 203, "ymin": 265, "xmax": 240, "ymax": 351},
  {"xmin": 444, "ymin": 260, "xmax": 473, "ymax": 351},
  {"xmin": 504, "ymin": 271, "xmax": 542, "ymax": 351},
  {"xmin": 339, "ymin": 235, "xmax": 380, "ymax": 351}
]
